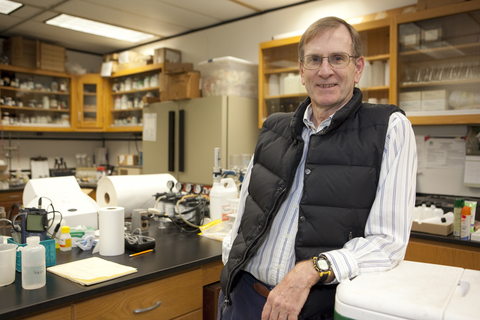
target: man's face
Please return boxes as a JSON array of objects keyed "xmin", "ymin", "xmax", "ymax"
[{"xmin": 300, "ymin": 25, "xmax": 364, "ymax": 112}]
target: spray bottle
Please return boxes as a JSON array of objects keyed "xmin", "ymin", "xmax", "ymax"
[{"xmin": 209, "ymin": 148, "xmax": 238, "ymax": 221}]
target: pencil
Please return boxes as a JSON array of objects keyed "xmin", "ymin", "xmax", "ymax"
[{"xmin": 129, "ymin": 249, "xmax": 154, "ymax": 258}]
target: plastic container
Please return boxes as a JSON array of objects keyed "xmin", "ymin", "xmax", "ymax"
[
  {"xmin": 198, "ymin": 56, "xmax": 258, "ymax": 99},
  {"xmin": 8, "ymin": 237, "xmax": 56, "ymax": 272},
  {"xmin": 0, "ymin": 243, "xmax": 17, "ymax": 287},
  {"xmin": 209, "ymin": 178, "xmax": 238, "ymax": 221},
  {"xmin": 453, "ymin": 198, "xmax": 464, "ymax": 238},
  {"xmin": 59, "ymin": 226, "xmax": 72, "ymax": 251},
  {"xmin": 18, "ymin": 236, "xmax": 46, "ymax": 290}
]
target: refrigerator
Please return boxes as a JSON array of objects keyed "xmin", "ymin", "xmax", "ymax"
[{"xmin": 142, "ymin": 96, "xmax": 261, "ymax": 186}]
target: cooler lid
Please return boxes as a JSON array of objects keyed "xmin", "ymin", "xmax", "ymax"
[{"xmin": 335, "ymin": 261, "xmax": 464, "ymax": 320}]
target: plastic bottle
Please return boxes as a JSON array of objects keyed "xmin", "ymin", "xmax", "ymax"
[
  {"xmin": 20, "ymin": 236, "xmax": 46, "ymax": 290},
  {"xmin": 453, "ymin": 198, "xmax": 465, "ymax": 238},
  {"xmin": 461, "ymin": 206, "xmax": 471, "ymax": 240},
  {"xmin": 209, "ymin": 178, "xmax": 238, "ymax": 222},
  {"xmin": 59, "ymin": 226, "xmax": 72, "ymax": 251}
]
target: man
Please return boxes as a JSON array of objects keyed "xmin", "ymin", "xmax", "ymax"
[{"xmin": 219, "ymin": 16, "xmax": 417, "ymax": 320}]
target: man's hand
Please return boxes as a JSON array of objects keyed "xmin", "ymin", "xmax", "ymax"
[{"xmin": 261, "ymin": 260, "xmax": 320, "ymax": 320}]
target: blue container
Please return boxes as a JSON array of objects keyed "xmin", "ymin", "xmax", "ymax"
[{"xmin": 7, "ymin": 237, "xmax": 56, "ymax": 272}]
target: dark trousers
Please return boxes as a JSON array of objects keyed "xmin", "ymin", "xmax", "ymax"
[{"xmin": 217, "ymin": 272, "xmax": 334, "ymax": 320}]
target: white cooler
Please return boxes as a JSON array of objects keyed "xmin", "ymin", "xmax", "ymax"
[{"xmin": 335, "ymin": 260, "xmax": 480, "ymax": 319}]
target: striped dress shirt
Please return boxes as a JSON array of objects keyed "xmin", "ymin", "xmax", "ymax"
[{"xmin": 222, "ymin": 103, "xmax": 417, "ymax": 286}]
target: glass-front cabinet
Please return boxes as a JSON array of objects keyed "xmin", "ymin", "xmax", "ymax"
[
  {"xmin": 397, "ymin": 5, "xmax": 480, "ymax": 125},
  {"xmin": 0, "ymin": 64, "xmax": 72, "ymax": 131},
  {"xmin": 75, "ymin": 74, "xmax": 105, "ymax": 130}
]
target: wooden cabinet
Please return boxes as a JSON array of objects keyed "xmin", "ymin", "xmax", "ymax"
[
  {"xmin": 405, "ymin": 237, "xmax": 480, "ymax": 271},
  {"xmin": 0, "ymin": 190, "xmax": 23, "ymax": 218},
  {"xmin": 74, "ymin": 74, "xmax": 106, "ymax": 131},
  {"xmin": 105, "ymin": 64, "xmax": 162, "ymax": 132},
  {"xmin": 74, "ymin": 269, "xmax": 202, "ymax": 320},
  {"xmin": 0, "ymin": 64, "xmax": 73, "ymax": 131},
  {"xmin": 396, "ymin": 1, "xmax": 480, "ymax": 125},
  {"xmin": 258, "ymin": 2, "xmax": 480, "ymax": 128}
]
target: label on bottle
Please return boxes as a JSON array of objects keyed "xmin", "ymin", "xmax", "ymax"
[
  {"xmin": 59, "ymin": 237, "xmax": 72, "ymax": 249},
  {"xmin": 461, "ymin": 214, "xmax": 471, "ymax": 240}
]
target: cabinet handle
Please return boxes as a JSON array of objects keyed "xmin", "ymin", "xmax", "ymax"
[
  {"xmin": 179, "ymin": 109, "xmax": 185, "ymax": 172},
  {"xmin": 133, "ymin": 301, "xmax": 162, "ymax": 314},
  {"xmin": 168, "ymin": 111, "xmax": 175, "ymax": 172}
]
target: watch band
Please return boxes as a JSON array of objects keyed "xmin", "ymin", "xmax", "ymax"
[{"xmin": 313, "ymin": 255, "xmax": 332, "ymax": 283}]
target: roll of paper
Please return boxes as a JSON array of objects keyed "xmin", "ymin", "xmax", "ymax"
[
  {"xmin": 99, "ymin": 207, "xmax": 125, "ymax": 256},
  {"xmin": 96, "ymin": 174, "xmax": 176, "ymax": 217}
]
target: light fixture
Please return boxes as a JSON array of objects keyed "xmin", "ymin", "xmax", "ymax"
[
  {"xmin": 0, "ymin": 0, "xmax": 23, "ymax": 15},
  {"xmin": 45, "ymin": 14, "xmax": 156, "ymax": 43}
]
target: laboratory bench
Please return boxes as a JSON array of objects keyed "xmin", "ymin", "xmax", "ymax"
[{"xmin": 0, "ymin": 220, "xmax": 223, "ymax": 320}]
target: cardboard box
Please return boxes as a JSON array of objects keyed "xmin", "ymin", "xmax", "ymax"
[
  {"xmin": 154, "ymin": 47, "xmax": 181, "ymax": 64},
  {"xmin": 164, "ymin": 62, "xmax": 194, "ymax": 73},
  {"xmin": 38, "ymin": 42, "xmax": 66, "ymax": 73},
  {"xmin": 3, "ymin": 37, "xmax": 37, "ymax": 68},
  {"xmin": 422, "ymin": 90, "xmax": 447, "ymax": 111},
  {"xmin": 117, "ymin": 154, "xmax": 139, "ymax": 166},
  {"xmin": 160, "ymin": 71, "xmax": 201, "ymax": 101},
  {"xmin": 399, "ymin": 91, "xmax": 422, "ymax": 112},
  {"xmin": 103, "ymin": 53, "xmax": 119, "ymax": 62},
  {"xmin": 417, "ymin": 0, "xmax": 465, "ymax": 10},
  {"xmin": 411, "ymin": 220, "xmax": 453, "ymax": 236},
  {"xmin": 118, "ymin": 166, "xmax": 143, "ymax": 175}
]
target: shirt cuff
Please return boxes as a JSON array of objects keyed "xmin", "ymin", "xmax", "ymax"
[{"xmin": 322, "ymin": 249, "xmax": 359, "ymax": 283}]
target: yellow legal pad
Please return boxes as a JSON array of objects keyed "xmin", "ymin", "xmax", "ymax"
[{"xmin": 47, "ymin": 257, "xmax": 137, "ymax": 286}]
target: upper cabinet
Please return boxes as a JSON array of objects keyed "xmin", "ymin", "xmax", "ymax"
[
  {"xmin": 0, "ymin": 64, "xmax": 73, "ymax": 131},
  {"xmin": 396, "ymin": 1, "xmax": 480, "ymax": 125},
  {"xmin": 105, "ymin": 64, "xmax": 162, "ymax": 132},
  {"xmin": 74, "ymin": 73, "xmax": 107, "ymax": 131}
]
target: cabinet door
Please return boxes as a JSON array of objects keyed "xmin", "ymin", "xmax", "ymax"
[
  {"xmin": 75, "ymin": 74, "xmax": 104, "ymax": 130},
  {"xmin": 178, "ymin": 96, "xmax": 226, "ymax": 185},
  {"xmin": 143, "ymin": 101, "xmax": 179, "ymax": 177}
]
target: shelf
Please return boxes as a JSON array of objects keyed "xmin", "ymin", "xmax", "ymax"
[
  {"xmin": 0, "ymin": 105, "xmax": 70, "ymax": 112},
  {"xmin": 399, "ymin": 43, "xmax": 480, "ymax": 62},
  {"xmin": 0, "ymin": 86, "xmax": 70, "ymax": 95},
  {"xmin": 400, "ymin": 78, "xmax": 480, "ymax": 89},
  {"xmin": 364, "ymin": 54, "xmax": 390, "ymax": 62},
  {"xmin": 359, "ymin": 85, "xmax": 389, "ymax": 91},
  {"xmin": 83, "ymin": 92, "xmax": 97, "ymax": 96},
  {"xmin": 109, "ymin": 63, "xmax": 164, "ymax": 78},
  {"xmin": 111, "ymin": 108, "xmax": 143, "ymax": 113},
  {"xmin": 264, "ymin": 67, "xmax": 299, "ymax": 75},
  {"xmin": 407, "ymin": 109, "xmax": 480, "ymax": 125},
  {"xmin": 111, "ymin": 86, "xmax": 159, "ymax": 96},
  {"xmin": 0, "ymin": 64, "xmax": 72, "ymax": 78}
]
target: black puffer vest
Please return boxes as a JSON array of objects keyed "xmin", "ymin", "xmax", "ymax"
[{"xmin": 221, "ymin": 88, "xmax": 404, "ymax": 318}]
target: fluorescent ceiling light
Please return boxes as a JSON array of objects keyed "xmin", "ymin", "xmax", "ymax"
[
  {"xmin": 0, "ymin": 0, "xmax": 23, "ymax": 14},
  {"xmin": 46, "ymin": 14, "xmax": 156, "ymax": 43}
]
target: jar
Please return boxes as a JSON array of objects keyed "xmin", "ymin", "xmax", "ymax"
[
  {"xmin": 132, "ymin": 77, "xmax": 139, "ymax": 90},
  {"xmin": 27, "ymin": 78, "xmax": 34, "ymax": 90},
  {"xmin": 144, "ymin": 76, "xmax": 150, "ymax": 88},
  {"xmin": 50, "ymin": 97, "xmax": 58, "ymax": 109},
  {"xmin": 42, "ymin": 96, "xmax": 50, "ymax": 109},
  {"xmin": 124, "ymin": 77, "xmax": 132, "ymax": 91},
  {"xmin": 51, "ymin": 81, "xmax": 58, "ymax": 92},
  {"xmin": 59, "ymin": 81, "xmax": 67, "ymax": 92},
  {"xmin": 2, "ymin": 112, "xmax": 9, "ymax": 125},
  {"xmin": 59, "ymin": 226, "xmax": 72, "ymax": 251}
]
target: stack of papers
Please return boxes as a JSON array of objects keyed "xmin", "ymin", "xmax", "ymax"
[{"xmin": 47, "ymin": 257, "xmax": 137, "ymax": 286}]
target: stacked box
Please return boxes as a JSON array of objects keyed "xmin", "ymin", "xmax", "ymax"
[
  {"xmin": 3, "ymin": 37, "xmax": 37, "ymax": 68},
  {"xmin": 117, "ymin": 154, "xmax": 140, "ymax": 166},
  {"xmin": 154, "ymin": 47, "xmax": 181, "ymax": 64},
  {"xmin": 399, "ymin": 91, "xmax": 422, "ymax": 112},
  {"xmin": 159, "ymin": 71, "xmax": 201, "ymax": 101},
  {"xmin": 38, "ymin": 42, "xmax": 66, "ymax": 73},
  {"xmin": 422, "ymin": 90, "xmax": 447, "ymax": 111}
]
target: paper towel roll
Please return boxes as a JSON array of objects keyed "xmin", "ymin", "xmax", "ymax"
[
  {"xmin": 96, "ymin": 174, "xmax": 176, "ymax": 217},
  {"xmin": 99, "ymin": 207, "xmax": 125, "ymax": 256}
]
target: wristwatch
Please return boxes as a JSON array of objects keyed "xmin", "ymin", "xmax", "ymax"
[{"xmin": 313, "ymin": 255, "xmax": 332, "ymax": 283}]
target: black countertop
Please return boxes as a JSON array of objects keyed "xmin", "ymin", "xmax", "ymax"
[{"xmin": 0, "ymin": 220, "xmax": 223, "ymax": 320}]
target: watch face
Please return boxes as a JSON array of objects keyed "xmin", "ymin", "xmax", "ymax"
[
  {"xmin": 317, "ymin": 258, "xmax": 329, "ymax": 271},
  {"xmin": 166, "ymin": 180, "xmax": 175, "ymax": 190}
]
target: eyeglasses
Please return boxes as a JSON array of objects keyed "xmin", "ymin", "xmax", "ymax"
[{"xmin": 301, "ymin": 53, "xmax": 356, "ymax": 69}]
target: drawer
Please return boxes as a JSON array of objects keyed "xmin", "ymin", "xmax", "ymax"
[
  {"xmin": 74, "ymin": 269, "xmax": 202, "ymax": 320},
  {"xmin": 0, "ymin": 190, "xmax": 22, "ymax": 203},
  {"xmin": 23, "ymin": 306, "xmax": 72, "ymax": 320}
]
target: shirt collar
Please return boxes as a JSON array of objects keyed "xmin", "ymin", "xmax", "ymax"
[{"xmin": 302, "ymin": 103, "xmax": 334, "ymax": 133}]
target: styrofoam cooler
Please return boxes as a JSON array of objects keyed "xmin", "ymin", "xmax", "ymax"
[{"xmin": 335, "ymin": 260, "xmax": 480, "ymax": 319}]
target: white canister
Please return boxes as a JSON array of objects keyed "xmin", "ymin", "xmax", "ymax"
[
  {"xmin": 19, "ymin": 236, "xmax": 46, "ymax": 290},
  {"xmin": 268, "ymin": 74, "xmax": 280, "ymax": 96},
  {"xmin": 42, "ymin": 96, "xmax": 50, "ymax": 109},
  {"xmin": 209, "ymin": 178, "xmax": 238, "ymax": 222},
  {"xmin": 283, "ymin": 73, "xmax": 298, "ymax": 95}
]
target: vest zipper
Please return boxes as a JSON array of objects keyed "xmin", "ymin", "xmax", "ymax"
[
  {"xmin": 349, "ymin": 231, "xmax": 353, "ymax": 240},
  {"xmin": 223, "ymin": 187, "xmax": 287, "ymax": 307}
]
